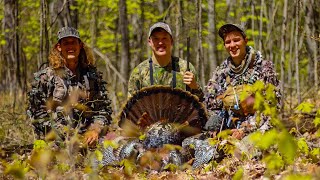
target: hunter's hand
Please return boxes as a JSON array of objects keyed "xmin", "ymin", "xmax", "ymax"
[
  {"xmin": 240, "ymin": 94, "xmax": 255, "ymax": 116},
  {"xmin": 183, "ymin": 71, "xmax": 198, "ymax": 89},
  {"xmin": 83, "ymin": 130, "xmax": 99, "ymax": 145}
]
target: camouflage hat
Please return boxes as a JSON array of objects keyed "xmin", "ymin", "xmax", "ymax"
[
  {"xmin": 148, "ymin": 22, "xmax": 172, "ymax": 38},
  {"xmin": 218, "ymin": 24, "xmax": 246, "ymax": 40},
  {"xmin": 57, "ymin": 27, "xmax": 80, "ymax": 41}
]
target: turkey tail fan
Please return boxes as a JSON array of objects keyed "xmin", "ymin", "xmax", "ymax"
[{"xmin": 119, "ymin": 85, "xmax": 208, "ymax": 137}]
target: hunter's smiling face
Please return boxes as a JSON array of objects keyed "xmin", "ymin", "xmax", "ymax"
[
  {"xmin": 224, "ymin": 31, "xmax": 248, "ymax": 66},
  {"xmin": 57, "ymin": 37, "xmax": 82, "ymax": 64},
  {"xmin": 148, "ymin": 29, "xmax": 173, "ymax": 58}
]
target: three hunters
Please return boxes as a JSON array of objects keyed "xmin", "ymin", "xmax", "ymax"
[{"xmin": 27, "ymin": 22, "xmax": 281, "ymax": 167}]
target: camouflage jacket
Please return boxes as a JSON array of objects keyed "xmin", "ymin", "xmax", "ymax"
[
  {"xmin": 128, "ymin": 57, "xmax": 204, "ymax": 99},
  {"xmin": 27, "ymin": 45, "xmax": 112, "ymax": 138},
  {"xmin": 204, "ymin": 46, "xmax": 281, "ymax": 134}
]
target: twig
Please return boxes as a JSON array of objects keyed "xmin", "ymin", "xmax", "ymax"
[
  {"xmin": 92, "ymin": 48, "xmax": 127, "ymax": 84},
  {"xmin": 49, "ymin": 0, "xmax": 67, "ymax": 29}
]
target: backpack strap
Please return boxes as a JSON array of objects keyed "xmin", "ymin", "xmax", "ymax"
[
  {"xmin": 149, "ymin": 58, "xmax": 154, "ymax": 85},
  {"xmin": 149, "ymin": 56, "xmax": 177, "ymax": 88}
]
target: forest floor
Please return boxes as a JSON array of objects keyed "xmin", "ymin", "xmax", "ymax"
[{"xmin": 0, "ymin": 91, "xmax": 320, "ymax": 179}]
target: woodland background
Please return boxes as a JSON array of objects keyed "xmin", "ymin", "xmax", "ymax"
[{"xmin": 0, "ymin": 0, "xmax": 320, "ymax": 179}]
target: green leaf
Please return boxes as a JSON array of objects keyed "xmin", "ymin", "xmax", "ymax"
[
  {"xmin": 297, "ymin": 138, "xmax": 309, "ymax": 155},
  {"xmin": 310, "ymin": 148, "xmax": 320, "ymax": 157},
  {"xmin": 203, "ymin": 162, "xmax": 214, "ymax": 172},
  {"xmin": 94, "ymin": 149, "xmax": 103, "ymax": 161},
  {"xmin": 33, "ymin": 140, "xmax": 47, "ymax": 150},
  {"xmin": 232, "ymin": 167, "xmax": 244, "ymax": 180},
  {"xmin": 249, "ymin": 129, "xmax": 277, "ymax": 150},
  {"xmin": 252, "ymin": 80, "xmax": 265, "ymax": 92},
  {"xmin": 139, "ymin": 134, "xmax": 146, "ymax": 140},
  {"xmin": 283, "ymin": 174, "xmax": 312, "ymax": 180},
  {"xmin": 217, "ymin": 129, "xmax": 232, "ymax": 139},
  {"xmin": 263, "ymin": 152, "xmax": 284, "ymax": 174},
  {"xmin": 4, "ymin": 160, "xmax": 29, "ymax": 179},
  {"xmin": 103, "ymin": 140, "xmax": 119, "ymax": 149},
  {"xmin": 253, "ymin": 92, "xmax": 264, "ymax": 111},
  {"xmin": 316, "ymin": 129, "xmax": 320, "ymax": 137},
  {"xmin": 265, "ymin": 84, "xmax": 276, "ymax": 102},
  {"xmin": 278, "ymin": 130, "xmax": 297, "ymax": 164},
  {"xmin": 163, "ymin": 163, "xmax": 178, "ymax": 172},
  {"xmin": 120, "ymin": 159, "xmax": 136, "ymax": 176},
  {"xmin": 295, "ymin": 102, "xmax": 314, "ymax": 113},
  {"xmin": 313, "ymin": 109, "xmax": 320, "ymax": 127}
]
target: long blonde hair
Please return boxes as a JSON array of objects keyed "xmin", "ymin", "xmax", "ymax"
[{"xmin": 48, "ymin": 43, "xmax": 95, "ymax": 69}]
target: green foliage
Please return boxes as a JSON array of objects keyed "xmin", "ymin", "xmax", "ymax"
[
  {"xmin": 295, "ymin": 102, "xmax": 314, "ymax": 113},
  {"xmin": 94, "ymin": 149, "xmax": 104, "ymax": 161},
  {"xmin": 4, "ymin": 159, "xmax": 30, "ymax": 179},
  {"xmin": 297, "ymin": 138, "xmax": 309, "ymax": 155},
  {"xmin": 232, "ymin": 167, "xmax": 244, "ymax": 180},
  {"xmin": 310, "ymin": 148, "xmax": 320, "ymax": 161},
  {"xmin": 217, "ymin": 129, "xmax": 232, "ymax": 139},
  {"xmin": 163, "ymin": 163, "xmax": 178, "ymax": 172},
  {"xmin": 103, "ymin": 139, "xmax": 119, "ymax": 149},
  {"xmin": 249, "ymin": 129, "xmax": 277, "ymax": 150},
  {"xmin": 139, "ymin": 133, "xmax": 146, "ymax": 140},
  {"xmin": 278, "ymin": 130, "xmax": 297, "ymax": 164},
  {"xmin": 120, "ymin": 159, "xmax": 136, "ymax": 176},
  {"xmin": 313, "ymin": 109, "xmax": 320, "ymax": 127},
  {"xmin": 56, "ymin": 163, "xmax": 71, "ymax": 173},
  {"xmin": 33, "ymin": 140, "xmax": 48, "ymax": 150},
  {"xmin": 263, "ymin": 152, "xmax": 284, "ymax": 174},
  {"xmin": 203, "ymin": 162, "xmax": 216, "ymax": 173},
  {"xmin": 283, "ymin": 174, "xmax": 312, "ymax": 180}
]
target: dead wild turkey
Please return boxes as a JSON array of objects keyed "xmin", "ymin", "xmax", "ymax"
[
  {"xmin": 96, "ymin": 86, "xmax": 208, "ymax": 170},
  {"xmin": 119, "ymin": 85, "xmax": 208, "ymax": 148}
]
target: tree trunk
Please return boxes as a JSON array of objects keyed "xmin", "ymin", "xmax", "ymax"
[
  {"xmin": 3, "ymin": 0, "xmax": 16, "ymax": 95},
  {"xmin": 40, "ymin": 0, "xmax": 49, "ymax": 67},
  {"xmin": 280, "ymin": 0, "xmax": 288, "ymax": 110},
  {"xmin": 90, "ymin": 2, "xmax": 98, "ymax": 48},
  {"xmin": 158, "ymin": 0, "xmax": 169, "ymax": 14},
  {"xmin": 15, "ymin": 0, "xmax": 21, "ymax": 88},
  {"xmin": 174, "ymin": 0, "xmax": 181, "ymax": 57},
  {"xmin": 208, "ymin": 0, "xmax": 217, "ymax": 75},
  {"xmin": 56, "ymin": 0, "xmax": 78, "ymax": 27},
  {"xmin": 196, "ymin": 0, "xmax": 204, "ymax": 87},
  {"xmin": 259, "ymin": 0, "xmax": 264, "ymax": 51},
  {"xmin": 65, "ymin": 0, "xmax": 78, "ymax": 28},
  {"xmin": 251, "ymin": 1, "xmax": 255, "ymax": 42},
  {"xmin": 305, "ymin": 0, "xmax": 318, "ymax": 89},
  {"xmin": 294, "ymin": 0, "xmax": 301, "ymax": 104},
  {"xmin": 119, "ymin": 0, "xmax": 130, "ymax": 97}
]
